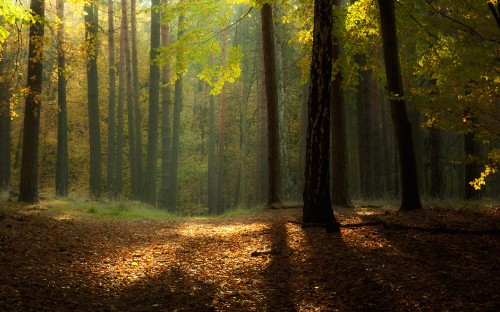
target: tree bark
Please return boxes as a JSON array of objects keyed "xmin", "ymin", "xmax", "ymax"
[
  {"xmin": 121, "ymin": 0, "xmax": 138, "ymax": 197},
  {"xmin": 143, "ymin": 0, "xmax": 161, "ymax": 204},
  {"xmin": 303, "ymin": 0, "xmax": 340, "ymax": 231},
  {"xmin": 19, "ymin": 0, "xmax": 45, "ymax": 203},
  {"xmin": 217, "ymin": 28, "xmax": 228, "ymax": 213},
  {"xmin": 208, "ymin": 92, "xmax": 217, "ymax": 214},
  {"xmin": 0, "ymin": 40, "xmax": 11, "ymax": 192},
  {"xmin": 106, "ymin": 0, "xmax": 116, "ymax": 197},
  {"xmin": 85, "ymin": 0, "xmax": 102, "ymax": 199},
  {"xmin": 261, "ymin": 3, "xmax": 282, "ymax": 207},
  {"xmin": 168, "ymin": 14, "xmax": 185, "ymax": 212},
  {"xmin": 159, "ymin": 11, "xmax": 172, "ymax": 209},
  {"xmin": 429, "ymin": 126, "xmax": 445, "ymax": 198},
  {"xmin": 56, "ymin": 0, "xmax": 68, "ymax": 197},
  {"xmin": 330, "ymin": 0, "xmax": 351, "ymax": 207},
  {"xmin": 377, "ymin": 0, "xmax": 421, "ymax": 210},
  {"xmin": 115, "ymin": 3, "xmax": 126, "ymax": 197},
  {"xmin": 131, "ymin": 0, "xmax": 143, "ymax": 197}
]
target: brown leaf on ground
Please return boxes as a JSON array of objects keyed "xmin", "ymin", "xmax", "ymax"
[{"xmin": 1, "ymin": 203, "xmax": 499, "ymax": 311}]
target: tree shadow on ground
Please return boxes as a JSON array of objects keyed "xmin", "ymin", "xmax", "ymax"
[{"xmin": 355, "ymin": 209, "xmax": 500, "ymax": 310}]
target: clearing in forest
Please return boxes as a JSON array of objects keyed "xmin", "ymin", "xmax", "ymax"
[{"xmin": 1, "ymin": 201, "xmax": 499, "ymax": 311}]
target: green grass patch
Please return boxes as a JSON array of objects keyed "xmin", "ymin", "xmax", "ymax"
[{"xmin": 42, "ymin": 196, "xmax": 175, "ymax": 220}]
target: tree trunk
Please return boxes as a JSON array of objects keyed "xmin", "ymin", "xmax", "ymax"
[
  {"xmin": 272, "ymin": 3, "xmax": 292, "ymax": 198},
  {"xmin": 377, "ymin": 0, "xmax": 421, "ymax": 210},
  {"xmin": 115, "ymin": 5, "xmax": 126, "ymax": 197},
  {"xmin": 303, "ymin": 0, "xmax": 340, "ymax": 232},
  {"xmin": 0, "ymin": 38, "xmax": 11, "ymax": 192},
  {"xmin": 143, "ymin": 0, "xmax": 161, "ymax": 204},
  {"xmin": 85, "ymin": 0, "xmax": 102, "ymax": 199},
  {"xmin": 56, "ymin": 0, "xmax": 68, "ymax": 197},
  {"xmin": 106, "ymin": 0, "xmax": 116, "ymax": 197},
  {"xmin": 429, "ymin": 126, "xmax": 445, "ymax": 198},
  {"xmin": 168, "ymin": 14, "xmax": 184, "ymax": 213},
  {"xmin": 261, "ymin": 3, "xmax": 282, "ymax": 207},
  {"xmin": 355, "ymin": 55, "xmax": 374, "ymax": 200},
  {"xmin": 19, "ymin": 0, "xmax": 45, "ymax": 203},
  {"xmin": 159, "ymin": 14, "xmax": 172, "ymax": 209},
  {"xmin": 330, "ymin": 0, "xmax": 351, "ymax": 207},
  {"xmin": 121, "ymin": 0, "xmax": 138, "ymax": 197},
  {"xmin": 256, "ymin": 52, "xmax": 269, "ymax": 205},
  {"xmin": 131, "ymin": 0, "xmax": 143, "ymax": 197},
  {"xmin": 464, "ymin": 132, "xmax": 481, "ymax": 200},
  {"xmin": 208, "ymin": 92, "xmax": 217, "ymax": 214},
  {"xmin": 217, "ymin": 28, "xmax": 228, "ymax": 213}
]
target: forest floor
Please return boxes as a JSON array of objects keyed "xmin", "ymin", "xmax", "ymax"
[{"xmin": 1, "ymin": 200, "xmax": 500, "ymax": 311}]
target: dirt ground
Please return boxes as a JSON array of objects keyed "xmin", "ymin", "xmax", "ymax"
[{"xmin": 1, "ymin": 201, "xmax": 499, "ymax": 311}]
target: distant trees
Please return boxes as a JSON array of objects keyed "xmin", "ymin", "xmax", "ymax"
[
  {"xmin": 106, "ymin": 0, "xmax": 116, "ymax": 197},
  {"xmin": 19, "ymin": 0, "xmax": 45, "ymax": 203}
]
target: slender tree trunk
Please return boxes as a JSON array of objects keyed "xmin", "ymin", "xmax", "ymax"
[
  {"xmin": 261, "ymin": 3, "xmax": 282, "ymax": 207},
  {"xmin": 355, "ymin": 55, "xmax": 374, "ymax": 199},
  {"xmin": 429, "ymin": 126, "xmax": 445, "ymax": 198},
  {"xmin": 56, "ymin": 0, "xmax": 68, "ymax": 197},
  {"xmin": 216, "ymin": 28, "xmax": 228, "ymax": 213},
  {"xmin": 208, "ymin": 92, "xmax": 217, "ymax": 214},
  {"xmin": 159, "ymin": 16, "xmax": 172, "ymax": 209},
  {"xmin": 19, "ymin": 0, "xmax": 45, "ymax": 203},
  {"xmin": 377, "ymin": 0, "xmax": 421, "ymax": 210},
  {"xmin": 0, "ymin": 38, "xmax": 9, "ymax": 185},
  {"xmin": 0, "ymin": 41, "xmax": 11, "ymax": 192},
  {"xmin": 143, "ymin": 0, "xmax": 161, "ymax": 204},
  {"xmin": 272, "ymin": 3, "xmax": 292, "ymax": 197},
  {"xmin": 131, "ymin": 0, "xmax": 143, "ymax": 197},
  {"xmin": 303, "ymin": 0, "xmax": 340, "ymax": 231},
  {"xmin": 115, "ymin": 7, "xmax": 126, "ymax": 197},
  {"xmin": 464, "ymin": 132, "xmax": 481, "ymax": 200},
  {"xmin": 331, "ymin": 0, "xmax": 351, "ymax": 207},
  {"xmin": 121, "ymin": 0, "xmax": 138, "ymax": 197},
  {"xmin": 168, "ymin": 14, "xmax": 184, "ymax": 212},
  {"xmin": 85, "ymin": 0, "xmax": 102, "ymax": 199},
  {"xmin": 106, "ymin": 0, "xmax": 116, "ymax": 197}
]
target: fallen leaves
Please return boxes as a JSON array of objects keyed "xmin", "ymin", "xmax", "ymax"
[{"xmin": 0, "ymin": 203, "xmax": 499, "ymax": 311}]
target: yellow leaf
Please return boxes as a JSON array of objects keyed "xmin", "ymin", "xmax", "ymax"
[{"xmin": 131, "ymin": 262, "xmax": 138, "ymax": 266}]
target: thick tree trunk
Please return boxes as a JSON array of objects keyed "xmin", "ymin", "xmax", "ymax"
[
  {"xmin": 159, "ymin": 16, "xmax": 172, "ymax": 209},
  {"xmin": 19, "ymin": 0, "xmax": 45, "ymax": 203},
  {"xmin": 377, "ymin": 0, "xmax": 421, "ymax": 210},
  {"xmin": 106, "ymin": 0, "xmax": 116, "ymax": 197},
  {"xmin": 85, "ymin": 0, "xmax": 102, "ymax": 199},
  {"xmin": 256, "ymin": 53, "xmax": 269, "ymax": 205},
  {"xmin": 0, "ymin": 39, "xmax": 11, "ymax": 192},
  {"xmin": 261, "ymin": 3, "xmax": 282, "ymax": 207},
  {"xmin": 143, "ymin": 0, "xmax": 161, "ymax": 204},
  {"xmin": 303, "ymin": 0, "xmax": 340, "ymax": 231},
  {"xmin": 131, "ymin": 0, "xmax": 143, "ymax": 197},
  {"xmin": 330, "ymin": 0, "xmax": 351, "ymax": 207},
  {"xmin": 56, "ymin": 0, "xmax": 68, "ymax": 197}
]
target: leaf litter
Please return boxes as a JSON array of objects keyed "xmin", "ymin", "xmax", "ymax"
[{"xmin": 1, "ymin": 202, "xmax": 499, "ymax": 311}]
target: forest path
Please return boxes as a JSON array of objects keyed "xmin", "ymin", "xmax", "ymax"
[{"xmin": 1, "ymin": 202, "xmax": 500, "ymax": 311}]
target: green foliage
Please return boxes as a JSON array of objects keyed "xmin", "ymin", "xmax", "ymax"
[{"xmin": 45, "ymin": 197, "xmax": 176, "ymax": 220}]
